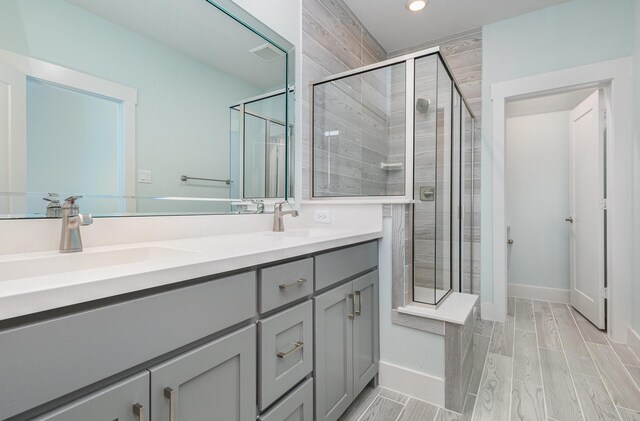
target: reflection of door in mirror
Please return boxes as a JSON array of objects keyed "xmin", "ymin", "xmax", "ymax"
[
  {"xmin": 0, "ymin": 48, "xmax": 138, "ymax": 217},
  {"xmin": 27, "ymin": 78, "xmax": 129, "ymax": 214},
  {"xmin": 0, "ymin": 61, "xmax": 26, "ymax": 215}
]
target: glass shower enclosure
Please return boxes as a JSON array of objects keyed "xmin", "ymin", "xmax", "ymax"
[
  {"xmin": 311, "ymin": 48, "xmax": 475, "ymax": 306},
  {"xmin": 230, "ymin": 89, "xmax": 294, "ymax": 199}
]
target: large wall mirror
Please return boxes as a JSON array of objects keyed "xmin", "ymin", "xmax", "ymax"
[{"xmin": 0, "ymin": 0, "xmax": 294, "ymax": 218}]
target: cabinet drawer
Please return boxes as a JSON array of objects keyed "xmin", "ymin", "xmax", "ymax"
[
  {"xmin": 258, "ymin": 300, "xmax": 313, "ymax": 411},
  {"xmin": 258, "ymin": 378, "xmax": 313, "ymax": 421},
  {"xmin": 0, "ymin": 271, "xmax": 256, "ymax": 420},
  {"xmin": 315, "ymin": 242, "xmax": 377, "ymax": 291},
  {"xmin": 33, "ymin": 372, "xmax": 149, "ymax": 421},
  {"xmin": 260, "ymin": 258, "xmax": 313, "ymax": 313}
]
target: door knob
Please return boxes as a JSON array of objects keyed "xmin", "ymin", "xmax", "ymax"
[
  {"xmin": 507, "ymin": 239, "xmax": 514, "ymax": 245},
  {"xmin": 565, "ymin": 217, "xmax": 574, "ymax": 223}
]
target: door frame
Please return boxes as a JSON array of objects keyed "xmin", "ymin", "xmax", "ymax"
[
  {"xmin": 488, "ymin": 57, "xmax": 632, "ymax": 343},
  {"xmin": 0, "ymin": 47, "xmax": 138, "ymax": 213}
]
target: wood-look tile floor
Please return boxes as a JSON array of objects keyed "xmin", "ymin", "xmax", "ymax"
[{"xmin": 340, "ymin": 297, "xmax": 640, "ymax": 421}]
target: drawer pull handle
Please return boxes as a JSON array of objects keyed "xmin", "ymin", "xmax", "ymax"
[
  {"xmin": 348, "ymin": 293, "xmax": 355, "ymax": 319},
  {"xmin": 164, "ymin": 387, "xmax": 175, "ymax": 421},
  {"xmin": 133, "ymin": 403, "xmax": 145, "ymax": 421},
  {"xmin": 355, "ymin": 290, "xmax": 362, "ymax": 316},
  {"xmin": 277, "ymin": 341, "xmax": 304, "ymax": 358},
  {"xmin": 279, "ymin": 278, "xmax": 307, "ymax": 290}
]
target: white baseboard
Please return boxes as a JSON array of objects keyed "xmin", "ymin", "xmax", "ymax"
[
  {"xmin": 628, "ymin": 326, "xmax": 640, "ymax": 358},
  {"xmin": 378, "ymin": 361, "xmax": 444, "ymax": 407},
  {"xmin": 480, "ymin": 302, "xmax": 501, "ymax": 322},
  {"xmin": 507, "ymin": 283, "xmax": 570, "ymax": 303}
]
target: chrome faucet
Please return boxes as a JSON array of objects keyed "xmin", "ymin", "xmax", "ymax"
[
  {"xmin": 273, "ymin": 201, "xmax": 298, "ymax": 232},
  {"xmin": 60, "ymin": 196, "xmax": 93, "ymax": 253}
]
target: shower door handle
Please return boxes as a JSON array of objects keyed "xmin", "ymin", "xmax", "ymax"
[{"xmin": 565, "ymin": 217, "xmax": 574, "ymax": 223}]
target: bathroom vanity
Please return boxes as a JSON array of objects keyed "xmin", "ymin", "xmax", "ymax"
[{"xmin": 0, "ymin": 231, "xmax": 381, "ymax": 421}]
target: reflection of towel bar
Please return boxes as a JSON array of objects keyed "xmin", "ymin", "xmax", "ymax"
[{"xmin": 181, "ymin": 175, "xmax": 231, "ymax": 185}]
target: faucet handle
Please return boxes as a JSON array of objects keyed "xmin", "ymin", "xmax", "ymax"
[
  {"xmin": 78, "ymin": 214, "xmax": 93, "ymax": 226},
  {"xmin": 64, "ymin": 195, "xmax": 83, "ymax": 204},
  {"xmin": 43, "ymin": 193, "xmax": 60, "ymax": 203}
]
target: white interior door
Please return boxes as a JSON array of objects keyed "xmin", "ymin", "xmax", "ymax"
[
  {"xmin": 569, "ymin": 89, "xmax": 606, "ymax": 329},
  {"xmin": 0, "ymin": 61, "xmax": 26, "ymax": 214}
]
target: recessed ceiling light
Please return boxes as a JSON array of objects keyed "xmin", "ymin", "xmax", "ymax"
[{"xmin": 406, "ymin": 0, "xmax": 428, "ymax": 12}]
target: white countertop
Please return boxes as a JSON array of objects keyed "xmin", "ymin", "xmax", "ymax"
[
  {"xmin": 0, "ymin": 228, "xmax": 382, "ymax": 321},
  {"xmin": 397, "ymin": 292, "xmax": 478, "ymax": 325}
]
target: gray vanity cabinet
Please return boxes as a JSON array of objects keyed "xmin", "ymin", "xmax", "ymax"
[
  {"xmin": 33, "ymin": 372, "xmax": 149, "ymax": 421},
  {"xmin": 352, "ymin": 271, "xmax": 380, "ymax": 396},
  {"xmin": 149, "ymin": 325, "xmax": 256, "ymax": 421},
  {"xmin": 257, "ymin": 378, "xmax": 313, "ymax": 421},
  {"xmin": 314, "ymin": 270, "xmax": 379, "ymax": 421},
  {"xmin": 314, "ymin": 282, "xmax": 354, "ymax": 421}
]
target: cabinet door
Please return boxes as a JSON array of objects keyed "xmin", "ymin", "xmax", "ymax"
[
  {"xmin": 314, "ymin": 282, "xmax": 353, "ymax": 421},
  {"xmin": 149, "ymin": 325, "xmax": 256, "ymax": 421},
  {"xmin": 352, "ymin": 270, "xmax": 379, "ymax": 396},
  {"xmin": 33, "ymin": 372, "xmax": 149, "ymax": 421}
]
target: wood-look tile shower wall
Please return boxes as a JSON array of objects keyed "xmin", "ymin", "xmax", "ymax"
[
  {"xmin": 301, "ymin": 0, "xmax": 388, "ymax": 199},
  {"xmin": 391, "ymin": 30, "xmax": 483, "ymax": 297}
]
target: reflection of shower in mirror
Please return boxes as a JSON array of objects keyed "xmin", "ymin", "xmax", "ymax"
[{"xmin": 416, "ymin": 98, "xmax": 430, "ymax": 113}]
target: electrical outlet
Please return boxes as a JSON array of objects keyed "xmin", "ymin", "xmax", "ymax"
[
  {"xmin": 314, "ymin": 210, "xmax": 331, "ymax": 224},
  {"xmin": 137, "ymin": 170, "xmax": 152, "ymax": 184}
]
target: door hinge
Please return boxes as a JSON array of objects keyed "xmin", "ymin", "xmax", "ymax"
[
  {"xmin": 601, "ymin": 199, "xmax": 608, "ymax": 210},
  {"xmin": 600, "ymin": 109, "xmax": 608, "ymax": 120},
  {"xmin": 600, "ymin": 287, "xmax": 609, "ymax": 299}
]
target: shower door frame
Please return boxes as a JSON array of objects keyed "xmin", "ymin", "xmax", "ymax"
[
  {"xmin": 309, "ymin": 47, "xmax": 476, "ymax": 306},
  {"xmin": 231, "ymin": 87, "xmax": 294, "ymax": 201}
]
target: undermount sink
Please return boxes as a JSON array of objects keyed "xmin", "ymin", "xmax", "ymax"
[
  {"xmin": 263, "ymin": 229, "xmax": 335, "ymax": 238},
  {"xmin": 0, "ymin": 247, "xmax": 198, "ymax": 282}
]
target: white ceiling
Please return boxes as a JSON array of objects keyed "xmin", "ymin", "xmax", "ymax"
[
  {"xmin": 506, "ymin": 88, "xmax": 596, "ymax": 118},
  {"xmin": 66, "ymin": 0, "xmax": 285, "ymax": 89},
  {"xmin": 342, "ymin": 0, "xmax": 571, "ymax": 54}
]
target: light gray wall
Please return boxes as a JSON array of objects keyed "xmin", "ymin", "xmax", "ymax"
[
  {"xmin": 633, "ymin": 0, "xmax": 640, "ymax": 334},
  {"xmin": 506, "ymin": 111, "xmax": 571, "ymax": 290},
  {"xmin": 380, "ymin": 217, "xmax": 445, "ymax": 378}
]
